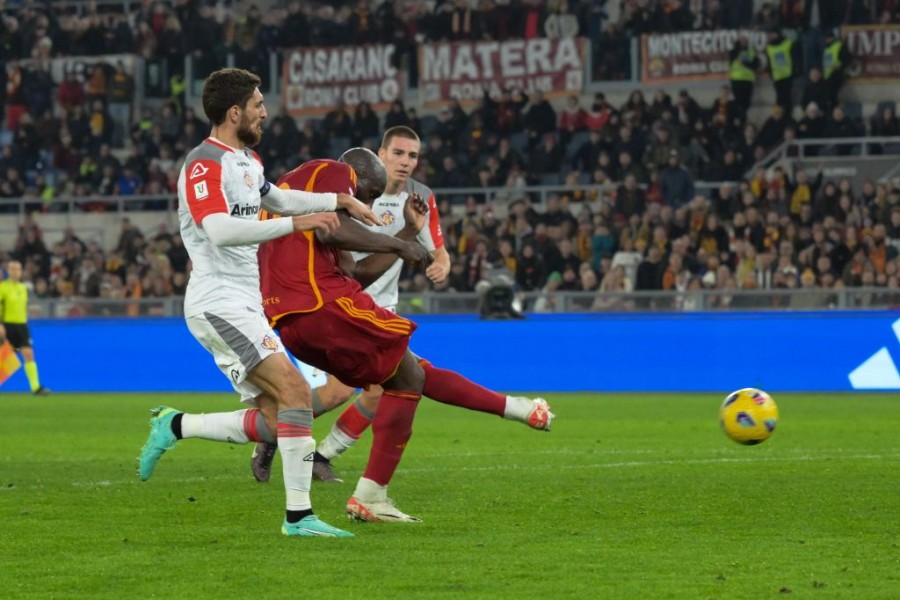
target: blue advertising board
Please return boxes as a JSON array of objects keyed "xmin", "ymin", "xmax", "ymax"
[{"xmin": 2, "ymin": 311, "xmax": 899, "ymax": 393}]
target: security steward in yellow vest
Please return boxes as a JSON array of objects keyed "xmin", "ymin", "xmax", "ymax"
[
  {"xmin": 822, "ymin": 30, "xmax": 852, "ymax": 111},
  {"xmin": 729, "ymin": 36, "xmax": 760, "ymax": 121},
  {"xmin": 765, "ymin": 30, "xmax": 799, "ymax": 114}
]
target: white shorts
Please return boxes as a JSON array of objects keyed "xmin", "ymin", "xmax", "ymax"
[{"xmin": 185, "ymin": 307, "xmax": 286, "ymax": 405}]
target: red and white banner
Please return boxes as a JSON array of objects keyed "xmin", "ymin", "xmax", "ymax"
[
  {"xmin": 282, "ymin": 45, "xmax": 403, "ymax": 117},
  {"xmin": 843, "ymin": 25, "xmax": 900, "ymax": 81},
  {"xmin": 418, "ymin": 38, "xmax": 587, "ymax": 105},
  {"xmin": 641, "ymin": 29, "xmax": 769, "ymax": 84}
]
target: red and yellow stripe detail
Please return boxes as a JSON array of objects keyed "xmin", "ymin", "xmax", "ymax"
[{"xmin": 334, "ymin": 297, "xmax": 413, "ymax": 336}]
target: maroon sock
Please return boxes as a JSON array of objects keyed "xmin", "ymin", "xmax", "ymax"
[
  {"xmin": 362, "ymin": 390, "xmax": 420, "ymax": 486},
  {"xmin": 421, "ymin": 360, "xmax": 506, "ymax": 416}
]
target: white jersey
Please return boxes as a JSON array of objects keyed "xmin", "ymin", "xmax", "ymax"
[
  {"xmin": 178, "ymin": 137, "xmax": 269, "ymax": 316},
  {"xmin": 352, "ymin": 178, "xmax": 444, "ymax": 310}
]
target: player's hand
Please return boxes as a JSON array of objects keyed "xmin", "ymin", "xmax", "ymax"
[
  {"xmin": 399, "ymin": 241, "xmax": 434, "ymax": 270},
  {"xmin": 291, "ymin": 212, "xmax": 341, "ymax": 236},
  {"xmin": 337, "ymin": 193, "xmax": 383, "ymax": 226},
  {"xmin": 402, "ymin": 192, "xmax": 428, "ymax": 233},
  {"xmin": 425, "ymin": 260, "xmax": 450, "ymax": 284}
]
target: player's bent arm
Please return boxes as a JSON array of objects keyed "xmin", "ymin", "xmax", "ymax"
[
  {"xmin": 202, "ymin": 212, "xmax": 339, "ymax": 246},
  {"xmin": 320, "ymin": 213, "xmax": 432, "ymax": 272},
  {"xmin": 202, "ymin": 213, "xmax": 293, "ymax": 246},
  {"xmin": 345, "ymin": 223, "xmax": 421, "ymax": 288},
  {"xmin": 261, "ymin": 183, "xmax": 337, "ymax": 215},
  {"xmin": 426, "ymin": 246, "xmax": 451, "ymax": 284},
  {"xmin": 264, "ymin": 185, "xmax": 381, "ymax": 226}
]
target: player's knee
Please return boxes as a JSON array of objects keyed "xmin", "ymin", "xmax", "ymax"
[
  {"xmin": 386, "ymin": 354, "xmax": 424, "ymax": 393},
  {"xmin": 320, "ymin": 382, "xmax": 355, "ymax": 411},
  {"xmin": 358, "ymin": 386, "xmax": 381, "ymax": 412}
]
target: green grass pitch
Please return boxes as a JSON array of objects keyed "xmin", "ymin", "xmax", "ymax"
[{"xmin": 1, "ymin": 392, "xmax": 898, "ymax": 599}]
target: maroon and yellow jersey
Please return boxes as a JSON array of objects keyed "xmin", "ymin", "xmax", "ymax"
[{"xmin": 259, "ymin": 159, "xmax": 361, "ymax": 325}]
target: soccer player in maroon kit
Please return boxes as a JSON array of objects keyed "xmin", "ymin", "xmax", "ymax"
[{"xmin": 258, "ymin": 148, "xmax": 554, "ymax": 522}]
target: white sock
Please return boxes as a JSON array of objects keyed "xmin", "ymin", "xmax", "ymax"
[
  {"xmin": 353, "ymin": 477, "xmax": 387, "ymax": 502},
  {"xmin": 278, "ymin": 408, "xmax": 315, "ymax": 512},
  {"xmin": 181, "ymin": 410, "xmax": 250, "ymax": 443},
  {"xmin": 503, "ymin": 396, "xmax": 532, "ymax": 423},
  {"xmin": 318, "ymin": 424, "xmax": 359, "ymax": 460}
]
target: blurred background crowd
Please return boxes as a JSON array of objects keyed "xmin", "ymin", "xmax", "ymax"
[{"xmin": 1, "ymin": 0, "xmax": 899, "ymax": 311}]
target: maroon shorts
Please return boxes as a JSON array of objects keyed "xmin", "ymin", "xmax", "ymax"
[{"xmin": 276, "ymin": 293, "xmax": 416, "ymax": 388}]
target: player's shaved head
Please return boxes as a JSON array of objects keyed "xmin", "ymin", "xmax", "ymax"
[{"xmin": 339, "ymin": 147, "xmax": 387, "ymax": 204}]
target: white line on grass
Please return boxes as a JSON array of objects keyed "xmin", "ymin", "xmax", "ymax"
[{"xmin": 2, "ymin": 452, "xmax": 896, "ymax": 492}]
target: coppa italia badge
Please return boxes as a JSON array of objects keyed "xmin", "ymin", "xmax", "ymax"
[
  {"xmin": 380, "ymin": 210, "xmax": 395, "ymax": 225},
  {"xmin": 261, "ymin": 335, "xmax": 279, "ymax": 350},
  {"xmin": 244, "ymin": 171, "xmax": 254, "ymax": 188}
]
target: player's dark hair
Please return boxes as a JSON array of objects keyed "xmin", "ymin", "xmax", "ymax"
[
  {"xmin": 381, "ymin": 126, "xmax": 419, "ymax": 149},
  {"xmin": 202, "ymin": 68, "xmax": 261, "ymax": 126}
]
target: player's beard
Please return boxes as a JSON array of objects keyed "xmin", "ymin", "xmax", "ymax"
[{"xmin": 237, "ymin": 114, "xmax": 263, "ymax": 147}]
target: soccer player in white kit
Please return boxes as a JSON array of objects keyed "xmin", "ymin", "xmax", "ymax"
[
  {"xmin": 137, "ymin": 68, "xmax": 381, "ymax": 538},
  {"xmin": 251, "ymin": 128, "xmax": 554, "ymax": 491}
]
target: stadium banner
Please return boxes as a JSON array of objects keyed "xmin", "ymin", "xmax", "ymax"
[
  {"xmin": 843, "ymin": 25, "xmax": 900, "ymax": 82},
  {"xmin": 4, "ymin": 312, "xmax": 899, "ymax": 393},
  {"xmin": 17, "ymin": 53, "xmax": 137, "ymax": 84},
  {"xmin": 418, "ymin": 38, "xmax": 587, "ymax": 105},
  {"xmin": 640, "ymin": 29, "xmax": 769, "ymax": 84},
  {"xmin": 282, "ymin": 45, "xmax": 403, "ymax": 117}
]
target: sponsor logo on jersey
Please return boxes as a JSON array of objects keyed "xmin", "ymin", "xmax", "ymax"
[
  {"xmin": 380, "ymin": 209, "xmax": 395, "ymax": 225},
  {"xmin": 189, "ymin": 163, "xmax": 209, "ymax": 179},
  {"xmin": 244, "ymin": 171, "xmax": 254, "ymax": 188},
  {"xmin": 231, "ymin": 204, "xmax": 260, "ymax": 217},
  {"xmin": 261, "ymin": 335, "xmax": 279, "ymax": 351},
  {"xmin": 236, "ymin": 160, "xmax": 250, "ymax": 167},
  {"xmin": 194, "ymin": 181, "xmax": 209, "ymax": 200}
]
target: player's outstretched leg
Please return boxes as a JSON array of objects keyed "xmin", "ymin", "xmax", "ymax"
[
  {"xmin": 138, "ymin": 406, "xmax": 180, "ymax": 481},
  {"xmin": 419, "ymin": 360, "xmax": 556, "ymax": 431},
  {"xmin": 505, "ymin": 397, "xmax": 555, "ymax": 431}
]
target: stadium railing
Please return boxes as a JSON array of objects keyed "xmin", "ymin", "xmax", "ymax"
[
  {"xmin": 0, "ymin": 181, "xmax": 733, "ymax": 218},
  {"xmin": 752, "ymin": 136, "xmax": 900, "ymax": 172},
  {"xmin": 27, "ymin": 287, "xmax": 898, "ymax": 319}
]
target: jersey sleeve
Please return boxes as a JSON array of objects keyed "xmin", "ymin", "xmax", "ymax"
[
  {"xmin": 183, "ymin": 158, "xmax": 228, "ymax": 224},
  {"xmin": 249, "ymin": 150, "xmax": 268, "ymax": 193},
  {"xmin": 416, "ymin": 192, "xmax": 444, "ymax": 251}
]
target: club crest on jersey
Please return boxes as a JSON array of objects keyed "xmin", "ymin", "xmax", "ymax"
[
  {"xmin": 244, "ymin": 171, "xmax": 254, "ymax": 188},
  {"xmin": 193, "ymin": 181, "xmax": 208, "ymax": 200},
  {"xmin": 261, "ymin": 335, "xmax": 279, "ymax": 351},
  {"xmin": 380, "ymin": 210, "xmax": 395, "ymax": 225},
  {"xmin": 189, "ymin": 163, "xmax": 209, "ymax": 179}
]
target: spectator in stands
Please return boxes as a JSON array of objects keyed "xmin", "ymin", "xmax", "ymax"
[
  {"xmin": 824, "ymin": 105, "xmax": 859, "ymax": 155},
  {"xmin": 522, "ymin": 90, "xmax": 557, "ymax": 148},
  {"xmin": 870, "ymin": 105, "xmax": 900, "ymax": 153},
  {"xmin": 322, "ymin": 99, "xmax": 354, "ymax": 142},
  {"xmin": 558, "ymin": 94, "xmax": 586, "ymax": 146},
  {"xmin": 659, "ymin": 150, "xmax": 694, "ymax": 208},
  {"xmin": 757, "ymin": 104, "xmax": 794, "ymax": 152},
  {"xmin": 384, "ymin": 99, "xmax": 411, "ymax": 130},
  {"xmin": 545, "ymin": 0, "xmax": 579, "ymax": 39}
]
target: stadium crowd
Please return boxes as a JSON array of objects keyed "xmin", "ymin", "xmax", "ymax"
[{"xmin": 1, "ymin": 0, "xmax": 900, "ymax": 311}]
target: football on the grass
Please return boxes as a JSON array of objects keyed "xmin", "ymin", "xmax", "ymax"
[{"xmin": 720, "ymin": 388, "xmax": 779, "ymax": 445}]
